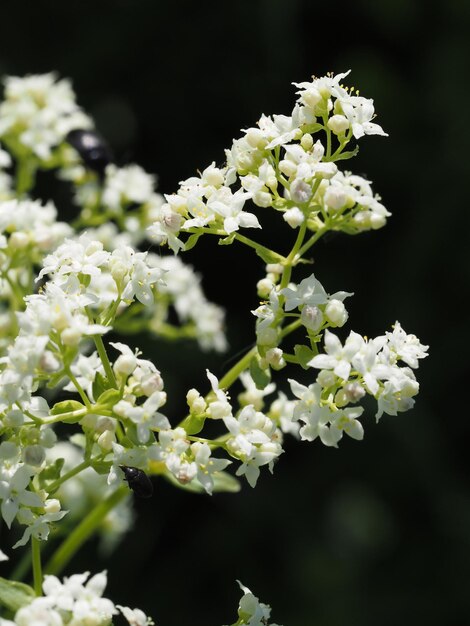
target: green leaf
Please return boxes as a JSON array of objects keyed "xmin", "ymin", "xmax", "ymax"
[
  {"xmin": 92, "ymin": 371, "xmax": 108, "ymax": 401},
  {"xmin": 179, "ymin": 413, "xmax": 206, "ymax": 435},
  {"xmin": 255, "ymin": 247, "xmax": 283, "ymax": 264},
  {"xmin": 96, "ymin": 388, "xmax": 121, "ymax": 407},
  {"xmin": 41, "ymin": 457, "xmax": 65, "ymax": 481},
  {"xmin": 218, "ymin": 233, "xmax": 236, "ymax": 246},
  {"xmin": 50, "ymin": 400, "xmax": 86, "ymax": 423},
  {"xmin": 249, "ymin": 357, "xmax": 271, "ymax": 390},
  {"xmin": 294, "ymin": 344, "xmax": 315, "ymax": 370},
  {"xmin": 0, "ymin": 577, "xmax": 35, "ymax": 612},
  {"xmin": 332, "ymin": 146, "xmax": 359, "ymax": 161},
  {"xmin": 90, "ymin": 459, "xmax": 112, "ymax": 475},
  {"xmin": 184, "ymin": 233, "xmax": 201, "ymax": 251},
  {"xmin": 164, "ymin": 470, "xmax": 241, "ymax": 494},
  {"xmin": 211, "ymin": 470, "xmax": 241, "ymax": 493}
]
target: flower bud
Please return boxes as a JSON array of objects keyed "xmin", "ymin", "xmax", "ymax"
[
  {"xmin": 98, "ymin": 429, "xmax": 115, "ymax": 450},
  {"xmin": 324, "ymin": 187, "xmax": 347, "ymax": 212},
  {"xmin": 162, "ymin": 208, "xmax": 183, "ymax": 232},
  {"xmin": 343, "ymin": 382, "xmax": 366, "ymax": 403},
  {"xmin": 257, "ymin": 277, "xmax": 274, "ymax": 299},
  {"xmin": 266, "ymin": 263, "xmax": 283, "ymax": 275},
  {"xmin": 265, "ymin": 347, "xmax": 285, "ymax": 370},
  {"xmin": 24, "ymin": 445, "xmax": 45, "ymax": 467},
  {"xmin": 283, "ymin": 207, "xmax": 305, "ymax": 228},
  {"xmin": 114, "ymin": 353, "xmax": 137, "ymax": 377},
  {"xmin": 301, "ymin": 88, "xmax": 322, "ymax": 108},
  {"xmin": 279, "ymin": 159, "xmax": 297, "ymax": 178},
  {"xmin": 245, "ymin": 128, "xmax": 267, "ymax": 149},
  {"xmin": 256, "ymin": 326, "xmax": 278, "ymax": 347},
  {"xmin": 325, "ymin": 299, "xmax": 348, "ymax": 327},
  {"xmin": 317, "ymin": 369, "xmax": 337, "ymax": 388},
  {"xmin": 301, "ymin": 305, "xmax": 323, "ymax": 331},
  {"xmin": 370, "ymin": 211, "xmax": 387, "ymax": 230},
  {"xmin": 314, "ymin": 162, "xmax": 337, "ymax": 179},
  {"xmin": 300, "ymin": 133, "xmax": 314, "ymax": 151},
  {"xmin": 203, "ymin": 166, "xmax": 225, "ymax": 187},
  {"xmin": 39, "ymin": 351, "xmax": 60, "ymax": 372},
  {"xmin": 44, "ymin": 499, "xmax": 61, "ymax": 514},
  {"xmin": 327, "ymin": 114, "xmax": 350, "ymax": 134},
  {"xmin": 290, "ymin": 179, "xmax": 312, "ymax": 204},
  {"xmin": 253, "ymin": 190, "xmax": 272, "ymax": 208},
  {"xmin": 9, "ymin": 231, "xmax": 30, "ymax": 249},
  {"xmin": 61, "ymin": 327, "xmax": 81, "ymax": 346}
]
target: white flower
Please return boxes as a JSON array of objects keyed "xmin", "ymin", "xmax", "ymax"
[
  {"xmin": 224, "ymin": 405, "xmax": 283, "ymax": 487},
  {"xmin": 0, "ymin": 464, "xmax": 42, "ymax": 528},
  {"xmin": 229, "ymin": 580, "xmax": 283, "ymax": 626},
  {"xmin": 0, "ymin": 72, "xmax": 93, "ymax": 162},
  {"xmin": 38, "ymin": 235, "xmax": 109, "ymax": 281},
  {"xmin": 281, "ymin": 274, "xmax": 325, "ymax": 311},
  {"xmin": 308, "ymin": 329, "xmax": 364, "ymax": 381},
  {"xmin": 382, "ymin": 321, "xmax": 429, "ymax": 368},
  {"xmin": 114, "ymin": 391, "xmax": 169, "ymax": 443},
  {"xmin": 0, "ymin": 549, "xmax": 8, "ymax": 561},
  {"xmin": 190, "ymin": 441, "xmax": 231, "ymax": 495},
  {"xmin": 206, "ymin": 370, "xmax": 233, "ymax": 420},
  {"xmin": 63, "ymin": 351, "xmax": 104, "ymax": 400},
  {"xmin": 111, "ymin": 246, "xmax": 164, "ymax": 306},
  {"xmin": 102, "ymin": 164, "xmax": 156, "ymax": 210},
  {"xmin": 117, "ymin": 605, "xmax": 155, "ymax": 626},
  {"xmin": 339, "ymin": 94, "xmax": 388, "ymax": 139}
]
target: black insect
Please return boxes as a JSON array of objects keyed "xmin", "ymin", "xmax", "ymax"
[
  {"xmin": 120, "ymin": 465, "xmax": 154, "ymax": 499},
  {"xmin": 66, "ymin": 129, "xmax": 113, "ymax": 175}
]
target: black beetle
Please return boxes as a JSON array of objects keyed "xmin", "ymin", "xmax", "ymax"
[
  {"xmin": 66, "ymin": 129, "xmax": 113, "ymax": 175},
  {"xmin": 120, "ymin": 465, "xmax": 153, "ymax": 499}
]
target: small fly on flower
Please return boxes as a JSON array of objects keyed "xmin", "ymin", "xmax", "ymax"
[{"xmin": 120, "ymin": 465, "xmax": 154, "ymax": 498}]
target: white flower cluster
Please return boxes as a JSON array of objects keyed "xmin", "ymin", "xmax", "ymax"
[
  {"xmin": 0, "ymin": 199, "xmax": 72, "ymax": 257},
  {"xmin": 0, "ymin": 72, "xmax": 92, "ymax": 162},
  {"xmin": 149, "ymin": 70, "xmax": 389, "ymax": 250},
  {"xmin": 0, "ymin": 570, "xmax": 153, "ymax": 626},
  {"xmin": 0, "ymin": 437, "xmax": 66, "ymax": 548},
  {"xmin": 287, "ymin": 321, "xmax": 428, "ymax": 447}
]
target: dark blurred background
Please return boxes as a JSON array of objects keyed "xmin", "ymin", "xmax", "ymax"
[{"xmin": 1, "ymin": 0, "xmax": 469, "ymax": 624}]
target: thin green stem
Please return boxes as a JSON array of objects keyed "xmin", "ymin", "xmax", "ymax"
[
  {"xmin": 31, "ymin": 537, "xmax": 42, "ymax": 596},
  {"xmin": 218, "ymin": 345, "xmax": 258, "ymax": 390},
  {"xmin": 64, "ymin": 368, "xmax": 92, "ymax": 409},
  {"xmin": 16, "ymin": 158, "xmax": 37, "ymax": 196},
  {"xmin": 233, "ymin": 233, "xmax": 285, "ymax": 263},
  {"xmin": 92, "ymin": 334, "xmax": 117, "ymax": 388},
  {"xmin": 279, "ymin": 220, "xmax": 308, "ymax": 293},
  {"xmin": 296, "ymin": 225, "xmax": 329, "ymax": 259},
  {"xmin": 3, "ymin": 272, "xmax": 26, "ymax": 310},
  {"xmin": 44, "ymin": 486, "xmax": 128, "ymax": 576},
  {"xmin": 46, "ymin": 454, "xmax": 104, "ymax": 495}
]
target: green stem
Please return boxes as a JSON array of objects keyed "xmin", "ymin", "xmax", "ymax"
[
  {"xmin": 296, "ymin": 225, "xmax": 329, "ymax": 259},
  {"xmin": 279, "ymin": 220, "xmax": 308, "ymax": 293},
  {"xmin": 233, "ymin": 233, "xmax": 285, "ymax": 263},
  {"xmin": 92, "ymin": 334, "xmax": 117, "ymax": 388},
  {"xmin": 46, "ymin": 454, "xmax": 104, "ymax": 495},
  {"xmin": 64, "ymin": 368, "xmax": 92, "ymax": 409},
  {"xmin": 16, "ymin": 158, "xmax": 37, "ymax": 196},
  {"xmin": 44, "ymin": 486, "xmax": 128, "ymax": 576},
  {"xmin": 218, "ymin": 345, "xmax": 258, "ymax": 390},
  {"xmin": 3, "ymin": 272, "xmax": 26, "ymax": 310},
  {"xmin": 31, "ymin": 538, "xmax": 42, "ymax": 596}
]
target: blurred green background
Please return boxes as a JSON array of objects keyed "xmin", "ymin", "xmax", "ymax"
[{"xmin": 1, "ymin": 0, "xmax": 469, "ymax": 624}]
